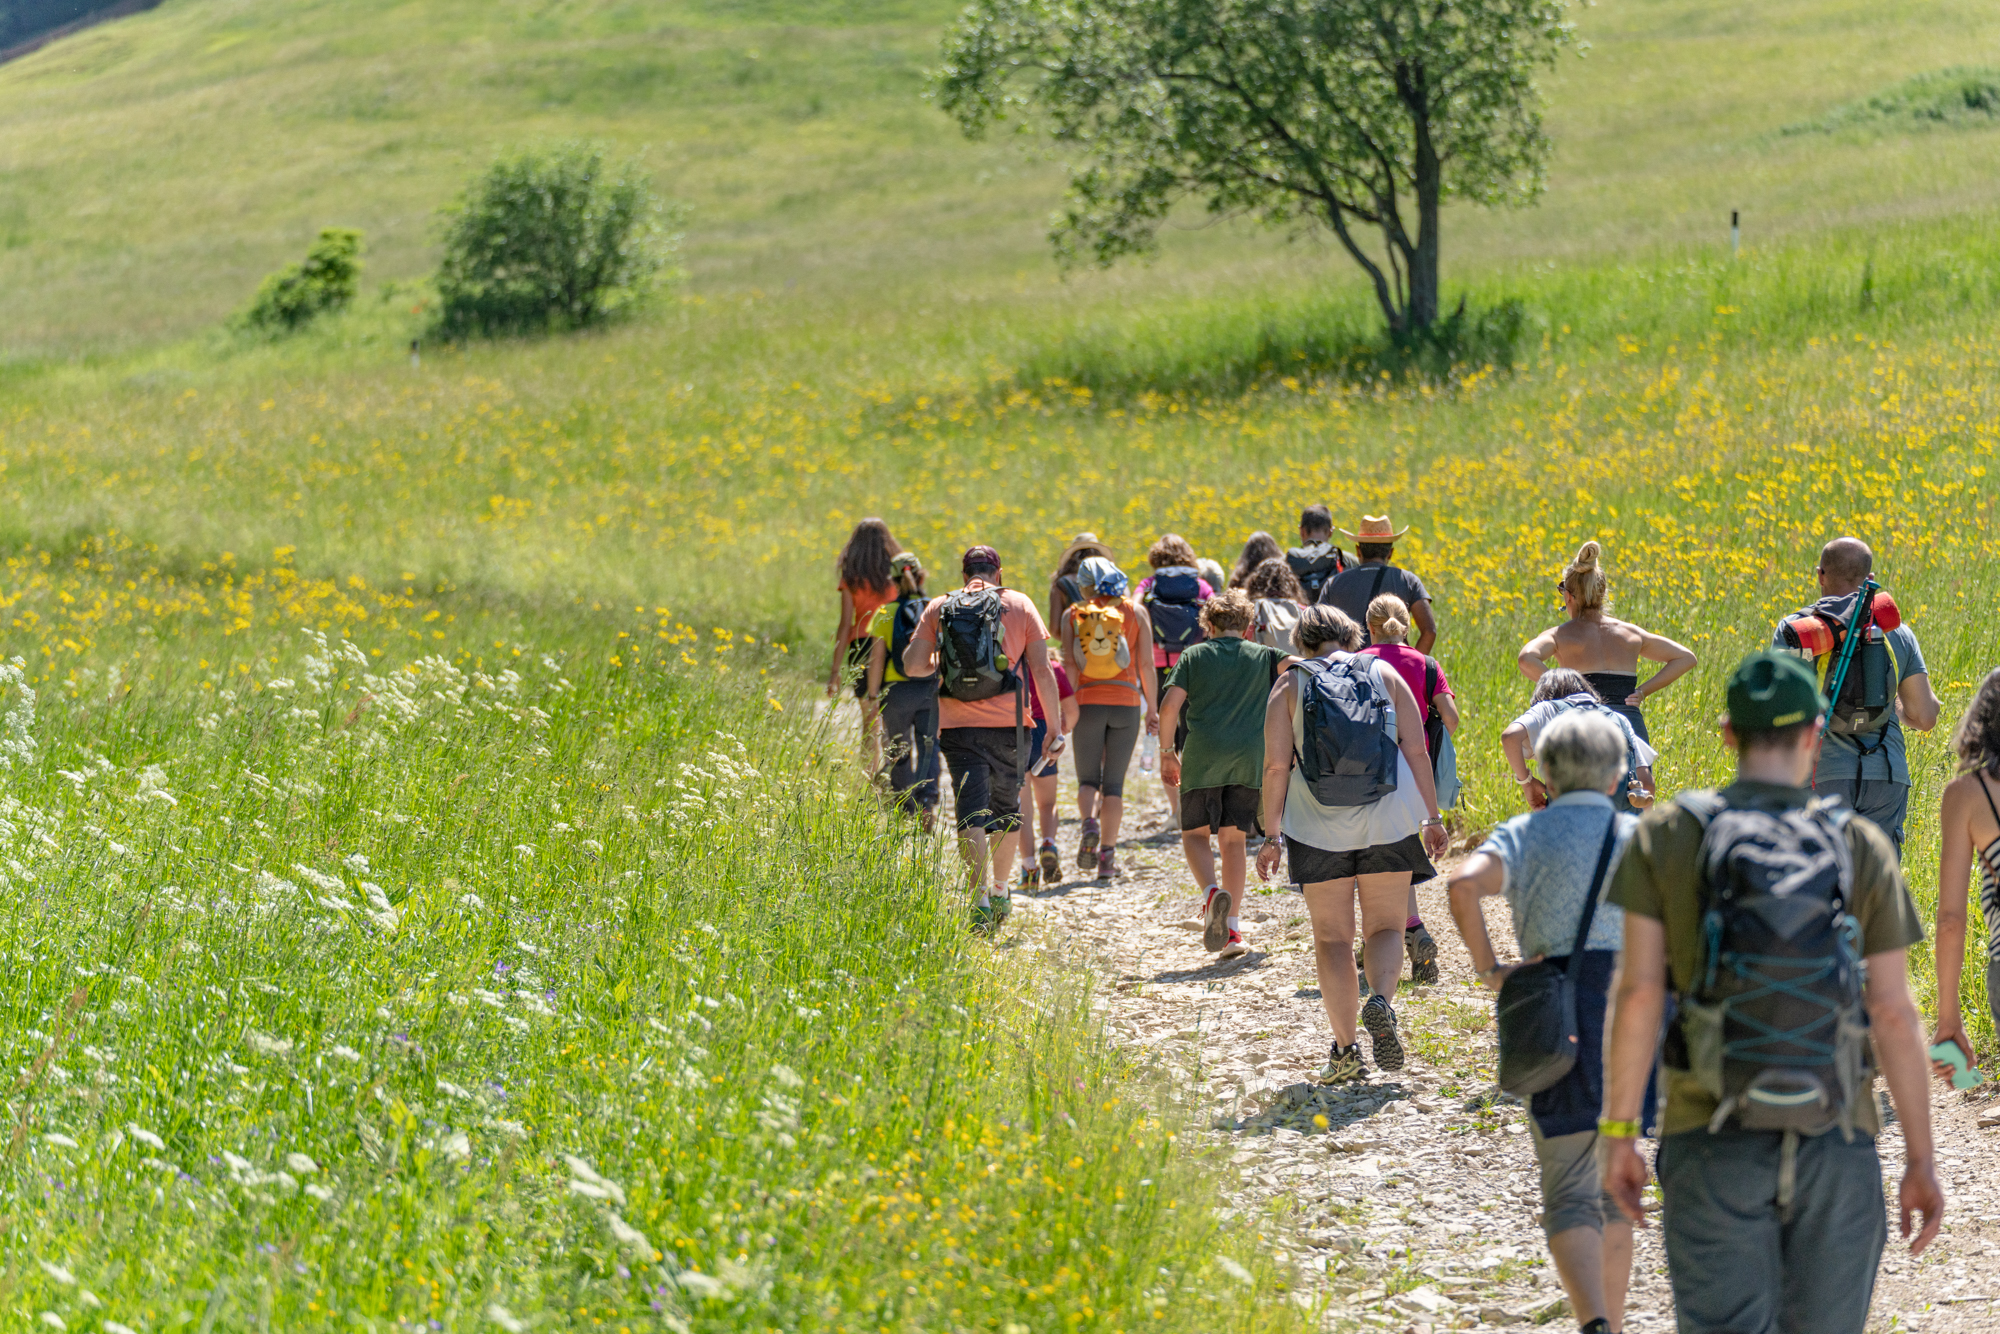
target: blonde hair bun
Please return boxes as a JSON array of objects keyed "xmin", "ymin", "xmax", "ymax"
[
  {"xmin": 1563, "ymin": 540, "xmax": 1609, "ymax": 612},
  {"xmin": 1573, "ymin": 540, "xmax": 1601, "ymax": 570}
]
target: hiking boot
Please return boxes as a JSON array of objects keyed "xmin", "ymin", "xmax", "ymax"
[
  {"xmin": 1096, "ymin": 847, "xmax": 1119, "ymax": 881},
  {"xmin": 1361, "ymin": 994, "xmax": 1404, "ymax": 1072},
  {"xmin": 1407, "ymin": 923, "xmax": 1440, "ymax": 986},
  {"xmin": 1217, "ymin": 930, "xmax": 1248, "ymax": 960},
  {"xmin": 1077, "ymin": 818, "xmax": 1101, "ymax": 870},
  {"xmin": 1038, "ymin": 838, "xmax": 1062, "ymax": 884},
  {"xmin": 1317, "ymin": 1042, "xmax": 1367, "ymax": 1084},
  {"xmin": 1202, "ymin": 887, "xmax": 1232, "ymax": 953}
]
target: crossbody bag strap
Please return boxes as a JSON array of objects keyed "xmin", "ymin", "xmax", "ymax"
[
  {"xmin": 1368, "ymin": 565, "xmax": 1390, "ymax": 603},
  {"xmin": 1562, "ymin": 819, "xmax": 1621, "ymax": 976}
]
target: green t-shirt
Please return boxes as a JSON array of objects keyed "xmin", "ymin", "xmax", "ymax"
[
  {"xmin": 1164, "ymin": 636, "xmax": 1285, "ymax": 791},
  {"xmin": 1605, "ymin": 780, "xmax": 1925, "ymax": 1137}
]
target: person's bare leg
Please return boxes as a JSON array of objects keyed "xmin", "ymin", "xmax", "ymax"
[
  {"xmin": 1016, "ymin": 790, "xmax": 1037, "ymax": 871},
  {"xmin": 1181, "ymin": 829, "xmax": 1218, "ymax": 890},
  {"xmin": 1162, "ymin": 775, "xmax": 1181, "ymax": 826},
  {"xmin": 1357, "ymin": 873, "xmax": 1411, "ymax": 1005},
  {"xmin": 1545, "ymin": 1227, "xmax": 1609, "ymax": 1328},
  {"xmin": 1302, "ymin": 879, "xmax": 1360, "ymax": 1044},
  {"xmin": 1216, "ymin": 827, "xmax": 1248, "ymax": 907},
  {"xmin": 1078, "ymin": 783, "xmax": 1100, "ymax": 824},
  {"xmin": 958, "ymin": 827, "xmax": 989, "ymax": 892},
  {"xmin": 1034, "ymin": 774, "xmax": 1059, "ymax": 846},
  {"xmin": 989, "ymin": 822, "xmax": 1020, "ymax": 891},
  {"xmin": 1100, "ymin": 794, "xmax": 1124, "ymax": 847},
  {"xmin": 1601, "ymin": 1219, "xmax": 1635, "ymax": 1330}
]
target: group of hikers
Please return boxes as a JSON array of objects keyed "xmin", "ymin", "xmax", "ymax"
[{"xmin": 830, "ymin": 511, "xmax": 1978, "ymax": 1334}]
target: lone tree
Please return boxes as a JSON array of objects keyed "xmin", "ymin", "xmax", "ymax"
[{"xmin": 935, "ymin": 0, "xmax": 1575, "ymax": 335}]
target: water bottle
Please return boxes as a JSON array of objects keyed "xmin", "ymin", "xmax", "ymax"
[{"xmin": 1140, "ymin": 732, "xmax": 1158, "ymax": 774}]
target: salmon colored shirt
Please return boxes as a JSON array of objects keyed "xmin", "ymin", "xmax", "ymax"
[
  {"xmin": 840, "ymin": 579, "xmax": 894, "ymax": 643},
  {"xmin": 905, "ymin": 582, "xmax": 1053, "ymax": 730}
]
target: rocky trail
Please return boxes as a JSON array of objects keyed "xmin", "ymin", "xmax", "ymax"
[{"xmin": 989, "ymin": 775, "xmax": 2000, "ymax": 1334}]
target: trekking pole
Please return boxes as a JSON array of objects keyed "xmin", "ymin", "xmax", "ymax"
[{"xmin": 1822, "ymin": 576, "xmax": 1879, "ymax": 719}]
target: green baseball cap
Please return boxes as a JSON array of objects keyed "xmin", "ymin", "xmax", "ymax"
[{"xmin": 1726, "ymin": 651, "xmax": 1827, "ymax": 732}]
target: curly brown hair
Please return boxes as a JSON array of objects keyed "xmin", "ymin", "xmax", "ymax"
[
  {"xmin": 837, "ymin": 518, "xmax": 900, "ymax": 596},
  {"xmin": 1955, "ymin": 667, "xmax": 2000, "ymax": 774},
  {"xmin": 1199, "ymin": 588, "xmax": 1256, "ymax": 637},
  {"xmin": 1148, "ymin": 533, "xmax": 1198, "ymax": 569},
  {"xmin": 1242, "ymin": 556, "xmax": 1304, "ymax": 604}
]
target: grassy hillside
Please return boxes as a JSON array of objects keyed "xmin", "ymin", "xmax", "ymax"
[{"xmin": 2, "ymin": 0, "xmax": 2000, "ymax": 357}]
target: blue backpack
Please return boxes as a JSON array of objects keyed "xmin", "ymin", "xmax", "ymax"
[{"xmin": 1143, "ymin": 568, "xmax": 1206, "ymax": 661}]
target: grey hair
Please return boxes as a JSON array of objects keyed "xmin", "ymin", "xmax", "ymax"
[
  {"xmin": 1530, "ymin": 667, "xmax": 1598, "ymax": 706},
  {"xmin": 1537, "ymin": 710, "xmax": 1628, "ymax": 798},
  {"xmin": 1297, "ymin": 603, "xmax": 1363, "ymax": 652}
]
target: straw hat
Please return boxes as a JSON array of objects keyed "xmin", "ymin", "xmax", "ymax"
[
  {"xmin": 1055, "ymin": 532, "xmax": 1114, "ymax": 568},
  {"xmin": 1337, "ymin": 514, "xmax": 1411, "ymax": 543}
]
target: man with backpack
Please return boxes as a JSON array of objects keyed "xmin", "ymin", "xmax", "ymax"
[
  {"xmin": 1771, "ymin": 537, "xmax": 1941, "ymax": 855},
  {"xmin": 902, "ymin": 546, "xmax": 1069, "ymax": 932},
  {"xmin": 1317, "ymin": 514, "xmax": 1436, "ymax": 656},
  {"xmin": 1284, "ymin": 504, "xmax": 1347, "ymax": 604},
  {"xmin": 1600, "ymin": 652, "xmax": 1942, "ymax": 1334}
]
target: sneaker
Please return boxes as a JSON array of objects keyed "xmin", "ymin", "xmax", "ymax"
[
  {"xmin": 1018, "ymin": 864, "xmax": 1040, "ymax": 890},
  {"xmin": 1407, "ymin": 924, "xmax": 1440, "ymax": 985},
  {"xmin": 1096, "ymin": 847, "xmax": 1119, "ymax": 881},
  {"xmin": 970, "ymin": 901, "xmax": 1000, "ymax": 935},
  {"xmin": 1317, "ymin": 1042, "xmax": 1366, "ymax": 1084},
  {"xmin": 1038, "ymin": 838, "xmax": 1062, "ymax": 884},
  {"xmin": 1361, "ymin": 994, "xmax": 1404, "ymax": 1072},
  {"xmin": 1202, "ymin": 887, "xmax": 1232, "ymax": 952},
  {"xmin": 1217, "ymin": 930, "xmax": 1248, "ymax": 960},
  {"xmin": 1077, "ymin": 818, "xmax": 1101, "ymax": 870}
]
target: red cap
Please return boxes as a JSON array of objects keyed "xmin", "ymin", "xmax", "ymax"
[{"xmin": 961, "ymin": 545, "xmax": 1001, "ymax": 574}]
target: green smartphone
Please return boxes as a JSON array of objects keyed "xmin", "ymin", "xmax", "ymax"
[{"xmin": 1929, "ymin": 1038, "xmax": 1986, "ymax": 1090}]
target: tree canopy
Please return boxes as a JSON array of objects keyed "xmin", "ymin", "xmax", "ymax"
[{"xmin": 935, "ymin": 0, "xmax": 1576, "ymax": 334}]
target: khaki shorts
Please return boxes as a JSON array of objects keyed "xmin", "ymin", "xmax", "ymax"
[{"xmin": 1528, "ymin": 1121, "xmax": 1625, "ymax": 1237}]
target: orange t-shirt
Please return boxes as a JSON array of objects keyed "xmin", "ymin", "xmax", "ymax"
[
  {"xmin": 905, "ymin": 582, "xmax": 1054, "ymax": 730},
  {"xmin": 840, "ymin": 579, "xmax": 893, "ymax": 643},
  {"xmin": 1066, "ymin": 597, "xmax": 1147, "ymax": 708}
]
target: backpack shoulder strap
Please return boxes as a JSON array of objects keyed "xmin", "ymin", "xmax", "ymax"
[
  {"xmin": 1367, "ymin": 564, "xmax": 1390, "ymax": 602},
  {"xmin": 1675, "ymin": 789, "xmax": 1725, "ymax": 829},
  {"xmin": 1563, "ymin": 820, "xmax": 1622, "ymax": 970}
]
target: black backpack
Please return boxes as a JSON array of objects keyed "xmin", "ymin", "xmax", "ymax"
[
  {"xmin": 1778, "ymin": 589, "xmax": 1899, "ymax": 738},
  {"xmin": 1292, "ymin": 656, "xmax": 1400, "ymax": 807},
  {"xmin": 889, "ymin": 594, "xmax": 935, "ymax": 683},
  {"xmin": 1143, "ymin": 568, "xmax": 1206, "ymax": 660},
  {"xmin": 1670, "ymin": 792, "xmax": 1869, "ymax": 1138},
  {"xmin": 935, "ymin": 587, "xmax": 1015, "ymax": 702},
  {"xmin": 1286, "ymin": 544, "xmax": 1347, "ymax": 600}
]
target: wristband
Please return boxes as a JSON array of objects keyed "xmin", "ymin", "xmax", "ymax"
[
  {"xmin": 1597, "ymin": 1117, "xmax": 1641, "ymax": 1140},
  {"xmin": 1515, "ymin": 774, "xmax": 1538, "ymax": 785}
]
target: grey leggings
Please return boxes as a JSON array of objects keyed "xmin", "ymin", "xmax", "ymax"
[{"xmin": 1073, "ymin": 702, "xmax": 1142, "ymax": 798}]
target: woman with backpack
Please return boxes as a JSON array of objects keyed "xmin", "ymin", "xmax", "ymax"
[
  {"xmin": 1504, "ymin": 669, "xmax": 1658, "ymax": 814},
  {"xmin": 1138, "ymin": 534, "xmax": 1213, "ymax": 826},
  {"xmin": 1243, "ymin": 557, "xmax": 1308, "ymax": 654},
  {"xmin": 863, "ymin": 551, "xmax": 941, "ymax": 829},
  {"xmin": 830, "ymin": 517, "xmax": 901, "ymax": 699},
  {"xmin": 1060, "ymin": 556, "xmax": 1159, "ymax": 881},
  {"xmin": 1255, "ymin": 605, "xmax": 1448, "ymax": 1080},
  {"xmin": 1046, "ymin": 532, "xmax": 1114, "ymax": 634},
  {"xmin": 1357, "ymin": 593, "xmax": 1459, "ymax": 986},
  {"xmin": 1229, "ymin": 532, "xmax": 1285, "ymax": 589},
  {"xmin": 1515, "ymin": 540, "xmax": 1697, "ymax": 746}
]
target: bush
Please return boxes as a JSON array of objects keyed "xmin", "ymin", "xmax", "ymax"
[
  {"xmin": 434, "ymin": 145, "xmax": 674, "ymax": 337},
  {"xmin": 240, "ymin": 228, "xmax": 363, "ymax": 332}
]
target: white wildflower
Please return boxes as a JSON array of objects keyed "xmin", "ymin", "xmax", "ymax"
[
  {"xmin": 303, "ymin": 1183, "xmax": 334, "ymax": 1201},
  {"xmin": 103, "ymin": 1324, "xmax": 137, "ymax": 1334},
  {"xmin": 1216, "ymin": 1256, "xmax": 1254, "ymax": 1285},
  {"xmin": 0, "ymin": 658, "xmax": 37, "ymax": 771},
  {"xmin": 135, "ymin": 765, "xmax": 177, "ymax": 806},
  {"xmin": 606, "ymin": 1212, "xmax": 652, "ymax": 1255},
  {"xmin": 38, "ymin": 1260, "xmax": 75, "ymax": 1285},
  {"xmin": 486, "ymin": 1306, "xmax": 525, "ymax": 1334},
  {"xmin": 292, "ymin": 864, "xmax": 346, "ymax": 893},
  {"xmin": 512, "ymin": 844, "xmax": 535, "ymax": 860},
  {"xmin": 39, "ymin": 1313, "xmax": 64, "ymax": 1330},
  {"xmin": 437, "ymin": 1080, "xmax": 471, "ymax": 1100},
  {"xmin": 329, "ymin": 1045, "xmax": 362, "ymax": 1062},
  {"xmin": 436, "ymin": 1132, "xmax": 470, "ymax": 1161},
  {"xmin": 770, "ymin": 1063, "xmax": 805, "ymax": 1089},
  {"xmin": 265, "ymin": 678, "xmax": 295, "ymax": 692},
  {"xmin": 138, "ymin": 1156, "xmax": 177, "ymax": 1173},
  {"xmin": 126, "ymin": 1125, "xmax": 164, "ymax": 1150},
  {"xmin": 284, "ymin": 1153, "xmax": 319, "ymax": 1175},
  {"xmin": 563, "ymin": 1154, "xmax": 626, "ymax": 1205},
  {"xmin": 676, "ymin": 1272, "xmax": 729, "ymax": 1300},
  {"xmin": 42, "ymin": 1133, "xmax": 77, "ymax": 1149},
  {"xmin": 246, "ymin": 1031, "xmax": 293, "ymax": 1058},
  {"xmin": 222, "ymin": 1151, "xmax": 253, "ymax": 1175},
  {"xmin": 460, "ymin": 892, "xmax": 486, "ymax": 909},
  {"xmin": 361, "ymin": 882, "xmax": 392, "ymax": 911},
  {"xmin": 344, "ymin": 853, "xmax": 371, "ymax": 873},
  {"xmin": 78, "ymin": 1294, "xmax": 102, "ymax": 1310}
]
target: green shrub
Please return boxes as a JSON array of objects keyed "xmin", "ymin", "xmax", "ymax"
[
  {"xmin": 241, "ymin": 227, "xmax": 363, "ymax": 331},
  {"xmin": 434, "ymin": 145, "xmax": 675, "ymax": 337},
  {"xmin": 1784, "ymin": 67, "xmax": 2000, "ymax": 136}
]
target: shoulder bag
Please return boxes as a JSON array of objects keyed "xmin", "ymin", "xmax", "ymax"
[{"xmin": 1495, "ymin": 821, "xmax": 1620, "ymax": 1097}]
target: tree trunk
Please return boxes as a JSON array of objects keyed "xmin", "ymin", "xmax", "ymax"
[{"xmin": 1409, "ymin": 108, "xmax": 1442, "ymax": 332}]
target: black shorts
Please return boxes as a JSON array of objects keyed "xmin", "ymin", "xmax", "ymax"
[
  {"xmin": 939, "ymin": 726, "xmax": 1023, "ymax": 834},
  {"xmin": 845, "ymin": 638, "xmax": 873, "ymax": 699},
  {"xmin": 1181, "ymin": 785, "xmax": 1263, "ymax": 836},
  {"xmin": 1286, "ymin": 831, "xmax": 1435, "ymax": 884}
]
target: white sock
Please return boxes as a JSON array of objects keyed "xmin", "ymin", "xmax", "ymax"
[
  {"xmin": 975, "ymin": 889, "xmax": 991, "ymax": 907},
  {"xmin": 1226, "ymin": 916, "xmax": 1240, "ymax": 931}
]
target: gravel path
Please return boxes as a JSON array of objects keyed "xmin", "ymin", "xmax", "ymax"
[{"xmin": 992, "ymin": 773, "xmax": 2000, "ymax": 1333}]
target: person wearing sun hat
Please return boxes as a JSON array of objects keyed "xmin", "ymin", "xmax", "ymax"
[
  {"xmin": 1048, "ymin": 532, "xmax": 1115, "ymax": 631},
  {"xmin": 1599, "ymin": 651, "xmax": 1941, "ymax": 1334},
  {"xmin": 1318, "ymin": 511, "xmax": 1441, "ymax": 981}
]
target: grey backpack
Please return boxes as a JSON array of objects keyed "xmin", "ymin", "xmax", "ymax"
[{"xmin": 1292, "ymin": 657, "xmax": 1399, "ymax": 807}]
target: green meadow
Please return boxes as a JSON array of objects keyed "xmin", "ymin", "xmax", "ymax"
[{"xmin": 5, "ymin": 0, "xmax": 2000, "ymax": 1329}]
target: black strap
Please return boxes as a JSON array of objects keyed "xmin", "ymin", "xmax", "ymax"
[
  {"xmin": 1368, "ymin": 564, "xmax": 1390, "ymax": 604},
  {"xmin": 1563, "ymin": 820, "xmax": 1622, "ymax": 974},
  {"xmin": 1979, "ymin": 770, "xmax": 2000, "ymax": 831},
  {"xmin": 1423, "ymin": 658, "xmax": 1440, "ymax": 720}
]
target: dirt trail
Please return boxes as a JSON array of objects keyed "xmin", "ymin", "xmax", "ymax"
[{"xmin": 992, "ymin": 770, "xmax": 2000, "ymax": 1333}]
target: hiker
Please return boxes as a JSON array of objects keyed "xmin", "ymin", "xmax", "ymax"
[
  {"xmin": 1230, "ymin": 531, "xmax": 1285, "ymax": 588},
  {"xmin": 1601, "ymin": 652, "xmax": 1943, "ymax": 1332},
  {"xmin": 1771, "ymin": 537, "xmax": 1940, "ymax": 855},
  {"xmin": 829, "ymin": 517, "xmax": 903, "ymax": 764},
  {"xmin": 1284, "ymin": 505, "xmax": 1347, "ymax": 603},
  {"xmin": 1046, "ymin": 532, "xmax": 1114, "ymax": 636},
  {"xmin": 1059, "ymin": 555, "xmax": 1159, "ymax": 880},
  {"xmin": 862, "ymin": 552, "xmax": 941, "ymax": 828},
  {"xmin": 1255, "ymin": 605, "xmax": 1449, "ymax": 1079},
  {"xmin": 1517, "ymin": 540, "xmax": 1697, "ymax": 745},
  {"xmin": 1924, "ymin": 667, "xmax": 2000, "ymax": 1085},
  {"xmin": 1017, "ymin": 657, "xmax": 1079, "ymax": 889},
  {"xmin": 1244, "ymin": 557, "xmax": 1308, "ymax": 655},
  {"xmin": 900, "ymin": 546, "xmax": 1069, "ymax": 932},
  {"xmin": 1139, "ymin": 534, "xmax": 1212, "ymax": 824},
  {"xmin": 1196, "ymin": 555, "xmax": 1228, "ymax": 600},
  {"xmin": 1358, "ymin": 594, "xmax": 1459, "ymax": 985},
  {"xmin": 1446, "ymin": 711, "xmax": 1646, "ymax": 1334},
  {"xmin": 1158, "ymin": 590, "xmax": 1294, "ymax": 960},
  {"xmin": 1317, "ymin": 514, "xmax": 1436, "ymax": 655},
  {"xmin": 1504, "ymin": 670, "xmax": 1657, "ymax": 814}
]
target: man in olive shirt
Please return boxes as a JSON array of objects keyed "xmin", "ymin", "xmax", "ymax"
[
  {"xmin": 1158, "ymin": 590, "xmax": 1291, "ymax": 960},
  {"xmin": 1600, "ymin": 653, "xmax": 1942, "ymax": 1334}
]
